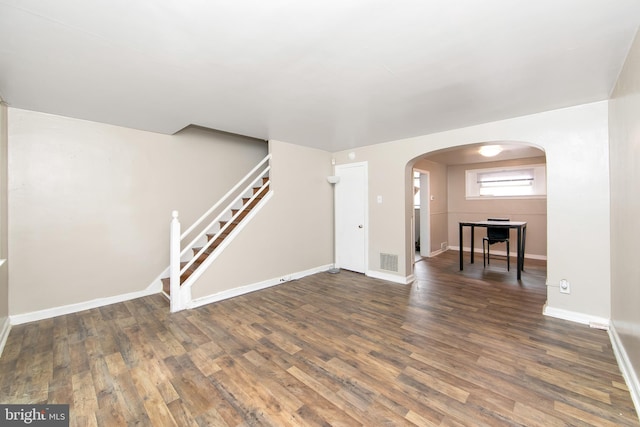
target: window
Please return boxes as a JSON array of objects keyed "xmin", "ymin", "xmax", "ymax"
[{"xmin": 466, "ymin": 164, "xmax": 546, "ymax": 199}]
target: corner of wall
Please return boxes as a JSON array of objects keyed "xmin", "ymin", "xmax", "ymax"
[
  {"xmin": 609, "ymin": 322, "xmax": 640, "ymax": 420},
  {"xmin": 0, "ymin": 100, "xmax": 9, "ymax": 337}
]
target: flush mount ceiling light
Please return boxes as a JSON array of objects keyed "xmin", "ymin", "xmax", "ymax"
[{"xmin": 479, "ymin": 145, "xmax": 503, "ymax": 157}]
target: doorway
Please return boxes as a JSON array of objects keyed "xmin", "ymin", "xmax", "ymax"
[
  {"xmin": 408, "ymin": 142, "xmax": 547, "ymax": 275},
  {"xmin": 334, "ymin": 162, "xmax": 368, "ymax": 273},
  {"xmin": 415, "ymin": 170, "xmax": 431, "ymax": 259}
]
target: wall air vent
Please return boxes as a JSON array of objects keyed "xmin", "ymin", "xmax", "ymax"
[{"xmin": 380, "ymin": 253, "xmax": 399, "ymax": 272}]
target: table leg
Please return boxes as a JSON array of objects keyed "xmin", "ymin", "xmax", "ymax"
[
  {"xmin": 470, "ymin": 225, "xmax": 475, "ymax": 264},
  {"xmin": 516, "ymin": 226, "xmax": 522, "ymax": 280},
  {"xmin": 520, "ymin": 224, "xmax": 527, "ymax": 272},
  {"xmin": 459, "ymin": 223, "xmax": 463, "ymax": 270}
]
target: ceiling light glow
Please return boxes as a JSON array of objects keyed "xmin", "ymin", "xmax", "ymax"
[{"xmin": 479, "ymin": 145, "xmax": 503, "ymax": 157}]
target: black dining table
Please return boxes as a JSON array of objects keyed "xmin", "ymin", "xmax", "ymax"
[{"xmin": 458, "ymin": 220, "xmax": 527, "ymax": 280}]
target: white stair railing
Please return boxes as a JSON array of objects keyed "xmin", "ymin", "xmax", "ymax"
[
  {"xmin": 169, "ymin": 154, "xmax": 271, "ymax": 312},
  {"xmin": 180, "ymin": 174, "xmax": 270, "ymax": 275}
]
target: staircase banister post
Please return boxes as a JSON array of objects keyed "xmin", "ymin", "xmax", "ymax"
[{"xmin": 170, "ymin": 210, "xmax": 182, "ymax": 312}]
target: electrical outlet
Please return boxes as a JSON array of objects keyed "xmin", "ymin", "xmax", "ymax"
[
  {"xmin": 559, "ymin": 279, "xmax": 570, "ymax": 294},
  {"xmin": 441, "ymin": 242, "xmax": 447, "ymax": 250}
]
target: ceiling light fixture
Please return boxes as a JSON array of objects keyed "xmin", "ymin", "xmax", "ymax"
[{"xmin": 479, "ymin": 145, "xmax": 503, "ymax": 157}]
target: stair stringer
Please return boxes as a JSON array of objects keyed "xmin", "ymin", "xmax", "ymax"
[{"xmin": 177, "ymin": 189, "xmax": 274, "ymax": 309}]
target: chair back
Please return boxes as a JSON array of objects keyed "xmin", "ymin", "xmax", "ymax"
[{"xmin": 487, "ymin": 218, "xmax": 509, "ymax": 241}]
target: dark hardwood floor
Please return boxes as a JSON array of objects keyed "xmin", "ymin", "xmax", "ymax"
[{"xmin": 1, "ymin": 251, "xmax": 638, "ymax": 426}]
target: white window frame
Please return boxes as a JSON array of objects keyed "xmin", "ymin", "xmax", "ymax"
[{"xmin": 465, "ymin": 164, "xmax": 546, "ymax": 200}]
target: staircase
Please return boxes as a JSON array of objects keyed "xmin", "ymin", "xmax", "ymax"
[{"xmin": 162, "ymin": 154, "xmax": 272, "ymax": 312}]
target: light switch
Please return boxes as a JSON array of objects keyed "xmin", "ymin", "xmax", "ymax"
[{"xmin": 377, "ymin": 195, "xmax": 383, "ymax": 203}]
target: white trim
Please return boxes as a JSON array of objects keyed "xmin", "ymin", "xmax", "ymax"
[
  {"xmin": 189, "ymin": 264, "xmax": 332, "ymax": 309},
  {"xmin": 449, "ymin": 246, "xmax": 547, "ymax": 260},
  {"xmin": 334, "ymin": 162, "xmax": 369, "ymax": 274},
  {"xmin": 10, "ymin": 284, "xmax": 160, "ymax": 325},
  {"xmin": 429, "ymin": 247, "xmax": 448, "ymax": 257},
  {"xmin": 542, "ymin": 303, "xmax": 610, "ymax": 327},
  {"xmin": 609, "ymin": 322, "xmax": 640, "ymax": 420},
  {"xmin": 366, "ymin": 269, "xmax": 413, "ymax": 285},
  {"xmin": 181, "ymin": 154, "xmax": 271, "ymax": 239},
  {"xmin": 0, "ymin": 316, "xmax": 10, "ymax": 357},
  {"xmin": 465, "ymin": 163, "xmax": 547, "ymax": 199}
]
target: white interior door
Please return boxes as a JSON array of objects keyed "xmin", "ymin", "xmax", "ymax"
[{"xmin": 335, "ymin": 162, "xmax": 367, "ymax": 273}]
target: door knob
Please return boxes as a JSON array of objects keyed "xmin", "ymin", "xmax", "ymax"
[{"xmin": 358, "ymin": 224, "xmax": 363, "ymax": 228}]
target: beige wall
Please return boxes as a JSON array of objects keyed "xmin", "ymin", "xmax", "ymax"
[
  {"xmin": 334, "ymin": 101, "xmax": 610, "ymax": 319},
  {"xmin": 447, "ymin": 157, "xmax": 547, "ymax": 258},
  {"xmin": 192, "ymin": 139, "xmax": 334, "ymax": 300},
  {"xmin": 8, "ymin": 108, "xmax": 267, "ymax": 315},
  {"xmin": 609, "ymin": 28, "xmax": 640, "ymax": 399},
  {"xmin": 0, "ymin": 101, "xmax": 7, "ymax": 321}
]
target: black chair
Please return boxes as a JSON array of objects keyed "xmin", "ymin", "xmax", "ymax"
[{"xmin": 483, "ymin": 218, "xmax": 510, "ymax": 271}]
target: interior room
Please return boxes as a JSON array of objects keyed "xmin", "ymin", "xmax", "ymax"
[
  {"xmin": 1, "ymin": 1, "xmax": 639, "ymax": 425},
  {"xmin": 412, "ymin": 142, "xmax": 547, "ymax": 262}
]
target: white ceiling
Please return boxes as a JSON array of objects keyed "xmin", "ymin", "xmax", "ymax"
[{"xmin": 1, "ymin": 1, "xmax": 639, "ymax": 152}]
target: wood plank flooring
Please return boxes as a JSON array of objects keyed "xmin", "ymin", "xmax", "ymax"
[{"xmin": 1, "ymin": 251, "xmax": 638, "ymax": 426}]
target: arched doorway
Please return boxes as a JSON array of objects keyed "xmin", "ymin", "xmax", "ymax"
[{"xmin": 407, "ymin": 141, "xmax": 547, "ymax": 277}]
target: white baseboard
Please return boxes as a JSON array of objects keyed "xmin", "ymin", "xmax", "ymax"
[
  {"xmin": 542, "ymin": 303, "xmax": 610, "ymax": 327},
  {"xmin": 608, "ymin": 322, "xmax": 640, "ymax": 420},
  {"xmin": 8, "ymin": 262, "xmax": 338, "ymax": 324},
  {"xmin": 10, "ymin": 283, "xmax": 161, "ymax": 325},
  {"xmin": 449, "ymin": 246, "xmax": 547, "ymax": 260},
  {"xmin": 4, "ymin": 261, "xmax": 407, "ymax": 327},
  {"xmin": 542, "ymin": 304, "xmax": 640, "ymax": 419},
  {"xmin": 191, "ymin": 264, "xmax": 415, "ymax": 310},
  {"xmin": 189, "ymin": 264, "xmax": 333, "ymax": 309},
  {"xmin": 366, "ymin": 269, "xmax": 413, "ymax": 285},
  {"xmin": 0, "ymin": 316, "xmax": 10, "ymax": 358},
  {"xmin": 429, "ymin": 248, "xmax": 447, "ymax": 257}
]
